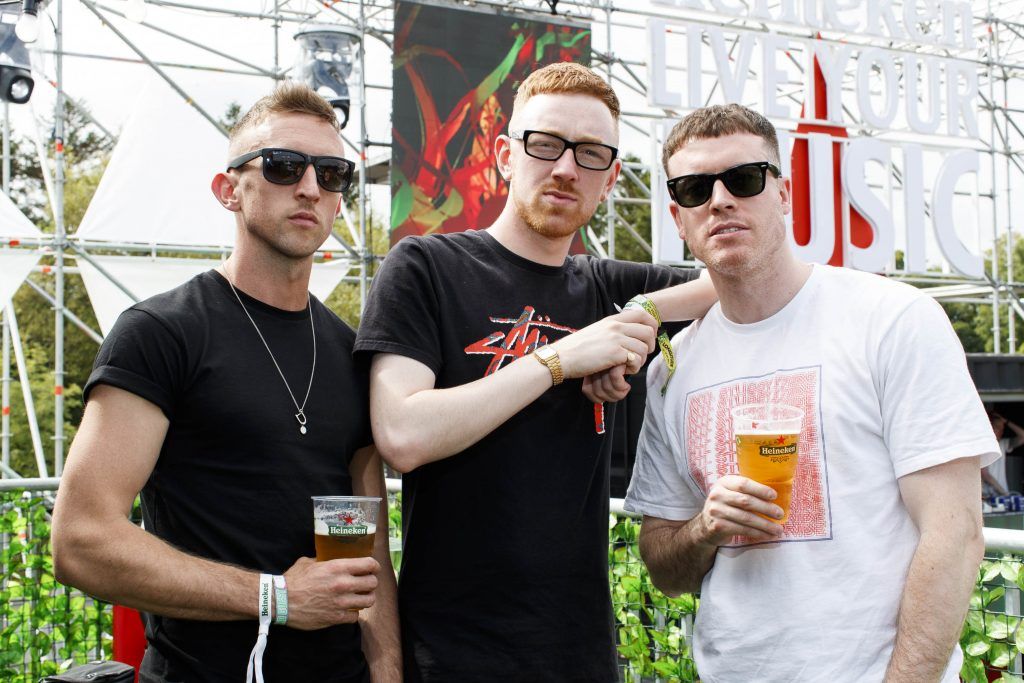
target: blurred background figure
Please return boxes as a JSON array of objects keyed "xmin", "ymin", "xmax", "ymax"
[{"xmin": 983, "ymin": 407, "xmax": 1024, "ymax": 497}]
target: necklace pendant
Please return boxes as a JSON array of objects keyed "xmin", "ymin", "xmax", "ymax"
[
  {"xmin": 296, "ymin": 411, "xmax": 308, "ymax": 435},
  {"xmin": 300, "ymin": 425, "xmax": 307, "ymax": 435}
]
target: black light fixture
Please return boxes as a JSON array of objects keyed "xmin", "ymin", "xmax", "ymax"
[
  {"xmin": 0, "ymin": 65, "xmax": 32, "ymax": 103},
  {"xmin": 0, "ymin": 2, "xmax": 36, "ymax": 103},
  {"xmin": 294, "ymin": 27, "xmax": 360, "ymax": 129}
]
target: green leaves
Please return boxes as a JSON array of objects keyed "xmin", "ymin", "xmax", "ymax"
[
  {"xmin": 962, "ymin": 556, "xmax": 1024, "ymax": 680},
  {"xmin": 610, "ymin": 515, "xmax": 699, "ymax": 681},
  {"xmin": 0, "ymin": 491, "xmax": 112, "ymax": 681}
]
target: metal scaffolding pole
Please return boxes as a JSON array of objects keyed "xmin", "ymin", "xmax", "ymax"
[
  {"xmin": 1, "ymin": 307, "xmax": 10, "ymax": 477},
  {"xmin": 604, "ymin": 1, "xmax": 615, "ymax": 259},
  {"xmin": 1007, "ymin": 117, "xmax": 1017, "ymax": 351},
  {"xmin": 358, "ymin": 0, "xmax": 370, "ymax": 310},
  {"xmin": 7, "ymin": 307, "xmax": 46, "ymax": 477},
  {"xmin": 988, "ymin": 4, "xmax": 1003, "ymax": 354},
  {"xmin": 53, "ymin": 0, "xmax": 66, "ymax": 475},
  {"xmin": 2, "ymin": 100, "xmax": 9, "ymax": 475}
]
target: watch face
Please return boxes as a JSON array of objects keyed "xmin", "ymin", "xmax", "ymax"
[{"xmin": 536, "ymin": 345, "xmax": 556, "ymax": 360}]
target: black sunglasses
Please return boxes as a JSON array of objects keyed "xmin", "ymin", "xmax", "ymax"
[
  {"xmin": 667, "ymin": 161, "xmax": 781, "ymax": 208},
  {"xmin": 227, "ymin": 148, "xmax": 355, "ymax": 194},
  {"xmin": 509, "ymin": 130, "xmax": 618, "ymax": 171}
]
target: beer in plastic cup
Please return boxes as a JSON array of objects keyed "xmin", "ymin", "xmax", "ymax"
[
  {"xmin": 731, "ymin": 403, "xmax": 804, "ymax": 524},
  {"xmin": 311, "ymin": 496, "xmax": 380, "ymax": 560}
]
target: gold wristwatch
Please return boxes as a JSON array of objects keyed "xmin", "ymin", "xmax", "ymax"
[{"xmin": 533, "ymin": 345, "xmax": 564, "ymax": 386}]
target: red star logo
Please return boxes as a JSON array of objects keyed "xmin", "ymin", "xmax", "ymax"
[
  {"xmin": 775, "ymin": 435, "xmax": 787, "ymax": 445},
  {"xmin": 342, "ymin": 513, "xmax": 355, "ymax": 525}
]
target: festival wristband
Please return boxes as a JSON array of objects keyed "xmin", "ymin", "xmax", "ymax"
[
  {"xmin": 624, "ymin": 294, "xmax": 662, "ymax": 326},
  {"xmin": 624, "ymin": 295, "xmax": 676, "ymax": 395},
  {"xmin": 246, "ymin": 573, "xmax": 273, "ymax": 683},
  {"xmin": 272, "ymin": 574, "xmax": 288, "ymax": 626}
]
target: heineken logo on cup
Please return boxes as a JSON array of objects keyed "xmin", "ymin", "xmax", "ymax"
[
  {"xmin": 312, "ymin": 495, "xmax": 381, "ymax": 561},
  {"xmin": 758, "ymin": 444, "xmax": 797, "ymax": 456}
]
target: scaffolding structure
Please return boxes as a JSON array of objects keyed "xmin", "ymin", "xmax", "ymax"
[{"xmin": 1, "ymin": 0, "xmax": 1023, "ymax": 479}]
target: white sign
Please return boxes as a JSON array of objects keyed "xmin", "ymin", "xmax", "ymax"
[{"xmin": 645, "ymin": 1, "xmax": 984, "ymax": 277}]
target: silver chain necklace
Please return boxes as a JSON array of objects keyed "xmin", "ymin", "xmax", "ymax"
[{"xmin": 225, "ymin": 273, "xmax": 316, "ymax": 435}]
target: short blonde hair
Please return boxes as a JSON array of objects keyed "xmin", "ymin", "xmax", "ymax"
[
  {"xmin": 230, "ymin": 81, "xmax": 340, "ymax": 146},
  {"xmin": 662, "ymin": 104, "xmax": 780, "ymax": 172},
  {"xmin": 513, "ymin": 62, "xmax": 620, "ymax": 121}
]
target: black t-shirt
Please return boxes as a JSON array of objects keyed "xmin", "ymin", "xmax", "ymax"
[
  {"xmin": 84, "ymin": 270, "xmax": 372, "ymax": 682},
  {"xmin": 354, "ymin": 230, "xmax": 694, "ymax": 682}
]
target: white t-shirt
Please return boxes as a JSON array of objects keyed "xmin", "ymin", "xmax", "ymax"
[{"xmin": 625, "ymin": 264, "xmax": 999, "ymax": 683}]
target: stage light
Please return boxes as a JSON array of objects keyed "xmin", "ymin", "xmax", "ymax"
[
  {"xmin": 1, "ymin": 3, "xmax": 37, "ymax": 103},
  {"xmin": 0, "ymin": 66, "xmax": 33, "ymax": 104},
  {"xmin": 15, "ymin": 0, "xmax": 39, "ymax": 43},
  {"xmin": 294, "ymin": 26, "xmax": 361, "ymax": 129},
  {"xmin": 125, "ymin": 0, "xmax": 147, "ymax": 23}
]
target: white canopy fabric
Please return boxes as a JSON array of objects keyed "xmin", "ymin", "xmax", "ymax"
[
  {"xmin": 0, "ymin": 189, "xmax": 42, "ymax": 239},
  {"xmin": 77, "ymin": 255, "xmax": 353, "ymax": 336},
  {"xmin": 75, "ymin": 77, "xmax": 350, "ymax": 253},
  {"xmin": 0, "ymin": 252, "xmax": 40, "ymax": 305},
  {"xmin": 0, "ymin": 191, "xmax": 43, "ymax": 305}
]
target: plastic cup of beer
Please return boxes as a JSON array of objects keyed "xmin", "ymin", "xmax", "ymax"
[
  {"xmin": 731, "ymin": 403, "xmax": 804, "ymax": 524},
  {"xmin": 312, "ymin": 496, "xmax": 380, "ymax": 561}
]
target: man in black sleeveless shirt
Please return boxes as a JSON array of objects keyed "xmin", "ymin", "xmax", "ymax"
[
  {"xmin": 52, "ymin": 84, "xmax": 400, "ymax": 682},
  {"xmin": 356, "ymin": 63, "xmax": 716, "ymax": 682}
]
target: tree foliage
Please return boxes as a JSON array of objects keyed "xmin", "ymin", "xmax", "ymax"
[
  {"xmin": 5, "ymin": 100, "xmax": 110, "ymax": 476},
  {"xmin": 940, "ymin": 234, "xmax": 1024, "ymax": 354},
  {"xmin": 589, "ymin": 155, "xmax": 657, "ymax": 264}
]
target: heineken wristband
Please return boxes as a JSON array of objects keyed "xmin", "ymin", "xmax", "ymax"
[
  {"xmin": 246, "ymin": 573, "xmax": 272, "ymax": 683},
  {"xmin": 272, "ymin": 574, "xmax": 288, "ymax": 626},
  {"xmin": 624, "ymin": 295, "xmax": 676, "ymax": 395}
]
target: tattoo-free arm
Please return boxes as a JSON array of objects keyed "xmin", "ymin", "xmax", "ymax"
[
  {"xmin": 638, "ymin": 475, "xmax": 784, "ymax": 596},
  {"xmin": 52, "ymin": 385, "xmax": 261, "ymax": 621},
  {"xmin": 370, "ymin": 309, "xmax": 657, "ymax": 472},
  {"xmin": 638, "ymin": 516, "xmax": 718, "ymax": 597},
  {"xmin": 884, "ymin": 456, "xmax": 983, "ymax": 682},
  {"xmin": 52, "ymin": 384, "xmax": 378, "ymax": 628},
  {"xmin": 351, "ymin": 446, "xmax": 401, "ymax": 682}
]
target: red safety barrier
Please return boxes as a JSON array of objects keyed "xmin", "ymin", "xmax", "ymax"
[{"xmin": 112, "ymin": 605, "xmax": 146, "ymax": 681}]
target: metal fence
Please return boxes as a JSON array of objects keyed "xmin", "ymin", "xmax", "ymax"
[
  {"xmin": 0, "ymin": 487, "xmax": 109, "ymax": 682},
  {"xmin": 1, "ymin": 481, "xmax": 1020, "ymax": 683}
]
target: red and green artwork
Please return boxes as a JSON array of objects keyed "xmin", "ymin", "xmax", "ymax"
[{"xmin": 391, "ymin": 1, "xmax": 591, "ymax": 244}]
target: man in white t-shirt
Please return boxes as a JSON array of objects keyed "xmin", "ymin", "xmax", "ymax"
[{"xmin": 623, "ymin": 104, "xmax": 999, "ymax": 682}]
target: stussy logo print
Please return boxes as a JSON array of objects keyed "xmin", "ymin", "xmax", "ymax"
[{"xmin": 463, "ymin": 306, "xmax": 576, "ymax": 377}]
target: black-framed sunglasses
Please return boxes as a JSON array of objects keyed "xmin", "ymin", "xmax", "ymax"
[
  {"xmin": 509, "ymin": 130, "xmax": 618, "ymax": 171},
  {"xmin": 226, "ymin": 148, "xmax": 355, "ymax": 194},
  {"xmin": 667, "ymin": 161, "xmax": 781, "ymax": 208}
]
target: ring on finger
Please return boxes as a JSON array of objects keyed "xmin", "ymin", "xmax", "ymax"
[{"xmin": 626, "ymin": 351, "xmax": 637, "ymax": 364}]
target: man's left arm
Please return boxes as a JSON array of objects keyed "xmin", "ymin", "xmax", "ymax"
[
  {"xmin": 350, "ymin": 445, "xmax": 401, "ymax": 682},
  {"xmin": 885, "ymin": 455, "xmax": 983, "ymax": 683}
]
